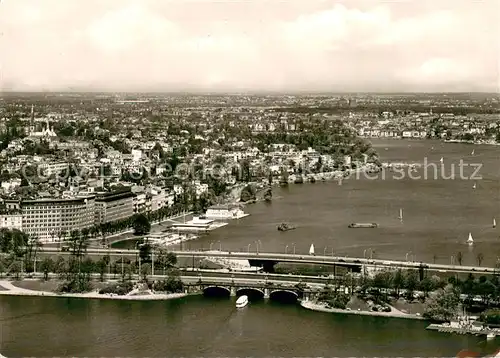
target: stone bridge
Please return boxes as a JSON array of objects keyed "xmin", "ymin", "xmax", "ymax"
[{"xmin": 187, "ymin": 281, "xmax": 313, "ymax": 302}]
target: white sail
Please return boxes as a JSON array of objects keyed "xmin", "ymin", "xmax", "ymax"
[
  {"xmin": 399, "ymin": 208, "xmax": 403, "ymax": 221},
  {"xmin": 467, "ymin": 232, "xmax": 474, "ymax": 245},
  {"xmin": 309, "ymin": 243, "xmax": 315, "ymax": 255},
  {"xmin": 471, "ymin": 149, "xmax": 475, "ymax": 155},
  {"xmin": 473, "ymin": 182, "xmax": 476, "ymax": 189},
  {"xmin": 440, "ymin": 157, "xmax": 444, "ymax": 164},
  {"xmin": 494, "ymin": 218, "xmax": 496, "ymax": 228}
]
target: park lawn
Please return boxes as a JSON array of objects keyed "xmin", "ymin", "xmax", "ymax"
[
  {"xmin": 12, "ymin": 279, "xmax": 113, "ymax": 292},
  {"xmin": 13, "ymin": 279, "xmax": 61, "ymax": 292},
  {"xmin": 347, "ymin": 296, "xmax": 371, "ymax": 311},
  {"xmin": 390, "ymin": 297, "xmax": 426, "ymax": 315}
]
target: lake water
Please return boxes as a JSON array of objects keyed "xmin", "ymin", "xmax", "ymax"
[
  {"xmin": 1, "ymin": 295, "xmax": 498, "ymax": 357},
  {"xmin": 2, "ymin": 139, "xmax": 500, "ymax": 357},
  {"xmin": 175, "ymin": 139, "xmax": 500, "ymax": 267}
]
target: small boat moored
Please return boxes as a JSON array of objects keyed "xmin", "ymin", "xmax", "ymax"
[{"xmin": 236, "ymin": 295, "xmax": 249, "ymax": 308}]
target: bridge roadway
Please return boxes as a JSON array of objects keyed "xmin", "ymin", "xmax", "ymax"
[
  {"xmin": 20, "ymin": 269, "xmax": 329, "ymax": 288},
  {"xmin": 39, "ymin": 248, "xmax": 498, "ymax": 275}
]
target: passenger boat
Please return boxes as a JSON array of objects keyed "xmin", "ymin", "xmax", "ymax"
[
  {"xmin": 348, "ymin": 223, "xmax": 378, "ymax": 228},
  {"xmin": 236, "ymin": 295, "xmax": 249, "ymax": 308}
]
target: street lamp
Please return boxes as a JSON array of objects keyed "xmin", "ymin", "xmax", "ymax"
[
  {"xmin": 363, "ymin": 249, "xmax": 367, "ymax": 258},
  {"xmin": 406, "ymin": 252, "xmax": 411, "ymax": 262},
  {"xmin": 258, "ymin": 240, "xmax": 263, "ymax": 251},
  {"xmin": 331, "ymin": 248, "xmax": 334, "ymax": 257},
  {"xmin": 292, "ymin": 243, "xmax": 296, "ymax": 255},
  {"xmin": 324, "ymin": 247, "xmax": 327, "ymax": 256},
  {"xmin": 247, "ymin": 244, "xmax": 251, "ymax": 253},
  {"xmin": 255, "ymin": 241, "xmax": 259, "ymax": 254},
  {"xmin": 285, "ymin": 245, "xmax": 289, "ymax": 254},
  {"xmin": 451, "ymin": 256, "xmax": 455, "ymax": 265},
  {"xmin": 209, "ymin": 242, "xmax": 214, "ymax": 251},
  {"xmin": 218, "ymin": 240, "xmax": 222, "ymax": 251}
]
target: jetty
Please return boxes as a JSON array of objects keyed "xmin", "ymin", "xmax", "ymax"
[{"xmin": 427, "ymin": 322, "xmax": 500, "ymax": 338}]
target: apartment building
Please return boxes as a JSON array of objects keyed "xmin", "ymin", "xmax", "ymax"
[
  {"xmin": 0, "ymin": 213, "xmax": 23, "ymax": 231},
  {"xmin": 95, "ymin": 191, "xmax": 135, "ymax": 224},
  {"xmin": 5, "ymin": 196, "xmax": 95, "ymax": 241}
]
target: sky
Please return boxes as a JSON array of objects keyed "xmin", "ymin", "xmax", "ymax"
[{"xmin": 1, "ymin": 0, "xmax": 499, "ymax": 93}]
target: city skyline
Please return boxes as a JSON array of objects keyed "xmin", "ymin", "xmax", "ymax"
[{"xmin": 1, "ymin": 0, "xmax": 499, "ymax": 93}]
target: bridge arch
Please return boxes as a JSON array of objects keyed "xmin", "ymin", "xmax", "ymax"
[
  {"xmin": 236, "ymin": 288, "xmax": 265, "ymax": 300},
  {"xmin": 203, "ymin": 286, "xmax": 231, "ymax": 297},
  {"xmin": 269, "ymin": 289, "xmax": 298, "ymax": 303}
]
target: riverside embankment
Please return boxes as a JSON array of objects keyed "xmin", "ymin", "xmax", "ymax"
[
  {"xmin": 0, "ymin": 280, "xmax": 190, "ymax": 301},
  {"xmin": 300, "ymin": 299, "xmax": 425, "ymax": 320}
]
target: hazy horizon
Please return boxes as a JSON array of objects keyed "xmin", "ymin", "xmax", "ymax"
[{"xmin": 1, "ymin": 0, "xmax": 499, "ymax": 93}]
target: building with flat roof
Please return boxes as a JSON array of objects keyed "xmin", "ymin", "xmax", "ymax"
[
  {"xmin": 6, "ymin": 196, "xmax": 95, "ymax": 241},
  {"xmin": 95, "ymin": 191, "xmax": 135, "ymax": 224}
]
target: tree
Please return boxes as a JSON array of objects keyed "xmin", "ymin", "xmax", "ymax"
[
  {"xmin": 39, "ymin": 257, "xmax": 54, "ymax": 280},
  {"xmin": 392, "ymin": 269, "xmax": 405, "ymax": 296},
  {"xmin": 456, "ymin": 251, "xmax": 463, "ymax": 266},
  {"xmin": 133, "ymin": 214, "xmax": 151, "ymax": 235},
  {"xmin": 477, "ymin": 253, "xmax": 484, "ymax": 266},
  {"xmin": 418, "ymin": 277, "xmax": 434, "ymax": 298},
  {"xmin": 141, "ymin": 263, "xmax": 151, "ymax": 281},
  {"xmin": 423, "ymin": 285, "xmax": 461, "ymax": 322}
]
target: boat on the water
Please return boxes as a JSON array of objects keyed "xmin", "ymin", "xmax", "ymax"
[
  {"xmin": 309, "ymin": 243, "xmax": 315, "ymax": 256},
  {"xmin": 467, "ymin": 232, "xmax": 474, "ymax": 246},
  {"xmin": 348, "ymin": 223, "xmax": 378, "ymax": 228},
  {"xmin": 294, "ymin": 175, "xmax": 304, "ymax": 184},
  {"xmin": 494, "ymin": 218, "xmax": 497, "ymax": 228},
  {"xmin": 473, "ymin": 182, "xmax": 476, "ymax": 189},
  {"xmin": 487, "ymin": 332, "xmax": 496, "ymax": 340},
  {"xmin": 236, "ymin": 295, "xmax": 248, "ymax": 308},
  {"xmin": 398, "ymin": 208, "xmax": 403, "ymax": 222},
  {"xmin": 277, "ymin": 223, "xmax": 296, "ymax": 231}
]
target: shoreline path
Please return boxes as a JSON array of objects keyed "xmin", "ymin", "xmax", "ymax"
[{"xmin": 0, "ymin": 280, "xmax": 188, "ymax": 301}]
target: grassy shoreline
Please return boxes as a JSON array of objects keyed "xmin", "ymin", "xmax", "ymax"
[
  {"xmin": 0, "ymin": 279, "xmax": 191, "ymax": 301},
  {"xmin": 300, "ymin": 300, "xmax": 426, "ymax": 320}
]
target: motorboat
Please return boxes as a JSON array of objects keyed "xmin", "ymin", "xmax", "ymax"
[
  {"xmin": 277, "ymin": 223, "xmax": 296, "ymax": 232},
  {"xmin": 487, "ymin": 332, "xmax": 496, "ymax": 340},
  {"xmin": 236, "ymin": 295, "xmax": 249, "ymax": 308},
  {"xmin": 348, "ymin": 223, "xmax": 378, "ymax": 228}
]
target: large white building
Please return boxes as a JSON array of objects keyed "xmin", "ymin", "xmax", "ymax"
[
  {"xmin": 204, "ymin": 205, "xmax": 248, "ymax": 220},
  {"xmin": 5, "ymin": 196, "xmax": 96, "ymax": 241}
]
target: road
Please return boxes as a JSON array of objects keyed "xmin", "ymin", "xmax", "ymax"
[{"xmin": 38, "ymin": 248, "xmax": 499, "ymax": 275}]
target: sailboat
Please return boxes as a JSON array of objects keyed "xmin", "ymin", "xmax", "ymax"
[
  {"xmin": 472, "ymin": 182, "xmax": 476, "ymax": 189},
  {"xmin": 467, "ymin": 232, "xmax": 474, "ymax": 246},
  {"xmin": 309, "ymin": 243, "xmax": 315, "ymax": 256},
  {"xmin": 493, "ymin": 218, "xmax": 496, "ymax": 228},
  {"xmin": 471, "ymin": 149, "xmax": 475, "ymax": 156},
  {"xmin": 439, "ymin": 157, "xmax": 444, "ymax": 164},
  {"xmin": 398, "ymin": 208, "xmax": 403, "ymax": 222}
]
